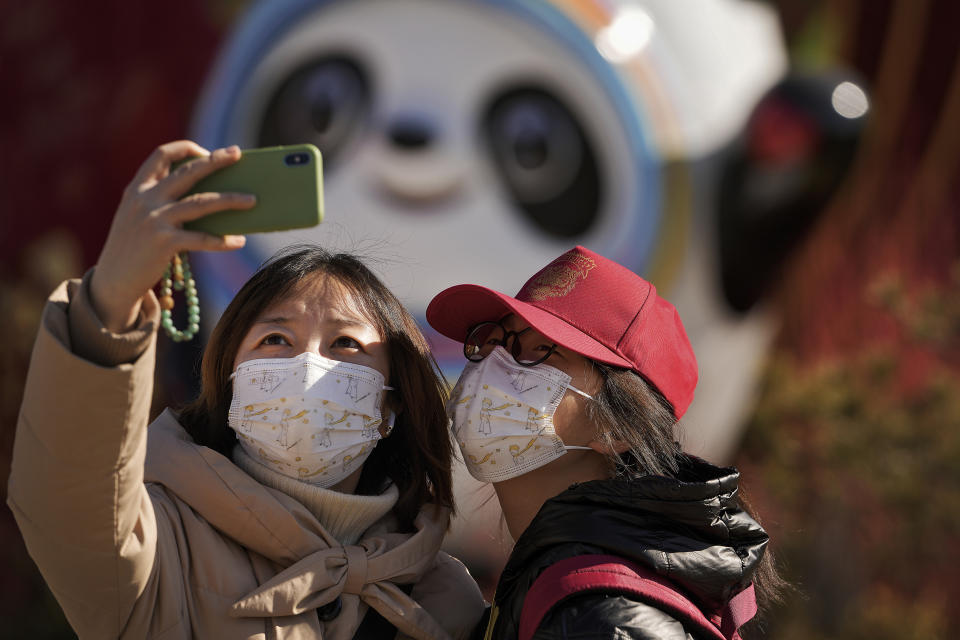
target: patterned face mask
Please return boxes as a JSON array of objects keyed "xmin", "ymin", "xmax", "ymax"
[
  {"xmin": 228, "ymin": 352, "xmax": 393, "ymax": 488},
  {"xmin": 447, "ymin": 346, "xmax": 593, "ymax": 483}
]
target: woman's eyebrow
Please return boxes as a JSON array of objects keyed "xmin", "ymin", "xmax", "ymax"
[
  {"xmin": 252, "ymin": 314, "xmax": 374, "ymax": 330},
  {"xmin": 328, "ymin": 311, "xmax": 368, "ymax": 324}
]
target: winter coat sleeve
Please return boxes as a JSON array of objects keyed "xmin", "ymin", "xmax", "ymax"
[
  {"xmin": 532, "ymin": 594, "xmax": 695, "ymax": 640},
  {"xmin": 7, "ymin": 270, "xmax": 161, "ymax": 639}
]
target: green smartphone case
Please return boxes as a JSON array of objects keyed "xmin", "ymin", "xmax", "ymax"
[{"xmin": 182, "ymin": 144, "xmax": 324, "ymax": 236}]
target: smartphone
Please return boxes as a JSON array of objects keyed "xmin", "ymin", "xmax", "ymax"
[{"xmin": 181, "ymin": 144, "xmax": 324, "ymax": 236}]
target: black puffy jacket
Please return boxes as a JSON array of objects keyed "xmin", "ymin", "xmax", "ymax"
[{"xmin": 476, "ymin": 455, "xmax": 769, "ymax": 640}]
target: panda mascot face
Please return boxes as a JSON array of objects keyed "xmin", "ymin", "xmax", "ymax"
[{"xmin": 191, "ymin": 0, "xmax": 787, "ymax": 462}]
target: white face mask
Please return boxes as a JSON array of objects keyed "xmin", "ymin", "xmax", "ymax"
[
  {"xmin": 447, "ymin": 346, "xmax": 593, "ymax": 483},
  {"xmin": 228, "ymin": 352, "xmax": 393, "ymax": 488}
]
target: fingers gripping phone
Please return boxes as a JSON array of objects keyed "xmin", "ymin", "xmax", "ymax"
[{"xmin": 182, "ymin": 144, "xmax": 324, "ymax": 235}]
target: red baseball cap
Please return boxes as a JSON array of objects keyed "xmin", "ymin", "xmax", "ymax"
[{"xmin": 426, "ymin": 246, "xmax": 698, "ymax": 419}]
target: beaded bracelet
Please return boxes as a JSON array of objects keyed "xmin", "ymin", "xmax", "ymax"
[{"xmin": 158, "ymin": 252, "xmax": 200, "ymax": 342}]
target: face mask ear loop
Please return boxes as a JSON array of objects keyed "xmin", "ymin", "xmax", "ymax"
[
  {"xmin": 566, "ymin": 384, "xmax": 594, "ymax": 400},
  {"xmin": 564, "ymin": 384, "xmax": 594, "ymax": 450},
  {"xmin": 561, "ymin": 386, "xmax": 594, "ymax": 451}
]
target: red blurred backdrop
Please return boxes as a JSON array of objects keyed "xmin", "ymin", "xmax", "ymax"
[{"xmin": 1, "ymin": 1, "xmax": 958, "ymax": 638}]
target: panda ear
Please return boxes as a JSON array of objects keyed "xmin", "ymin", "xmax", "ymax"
[{"xmin": 716, "ymin": 70, "xmax": 868, "ymax": 313}]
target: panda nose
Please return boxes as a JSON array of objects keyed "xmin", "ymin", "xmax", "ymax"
[
  {"xmin": 388, "ymin": 117, "xmax": 433, "ymax": 150},
  {"xmin": 374, "ymin": 114, "xmax": 462, "ymax": 202}
]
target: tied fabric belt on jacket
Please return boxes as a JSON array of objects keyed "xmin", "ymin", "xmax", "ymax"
[{"xmin": 231, "ymin": 510, "xmax": 451, "ymax": 640}]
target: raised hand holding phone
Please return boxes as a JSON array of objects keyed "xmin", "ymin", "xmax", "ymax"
[{"xmin": 89, "ymin": 142, "xmax": 255, "ymax": 335}]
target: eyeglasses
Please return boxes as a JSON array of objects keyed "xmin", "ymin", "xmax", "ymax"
[{"xmin": 463, "ymin": 320, "xmax": 557, "ymax": 367}]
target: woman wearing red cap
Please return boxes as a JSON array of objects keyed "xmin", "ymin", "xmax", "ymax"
[{"xmin": 427, "ymin": 246, "xmax": 784, "ymax": 640}]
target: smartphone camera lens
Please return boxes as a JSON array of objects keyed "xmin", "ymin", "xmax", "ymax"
[{"xmin": 284, "ymin": 152, "xmax": 311, "ymax": 166}]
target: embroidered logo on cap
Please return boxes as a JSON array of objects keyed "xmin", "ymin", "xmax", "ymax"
[{"xmin": 519, "ymin": 252, "xmax": 596, "ymax": 301}]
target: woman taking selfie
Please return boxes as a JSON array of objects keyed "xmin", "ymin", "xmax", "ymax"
[
  {"xmin": 8, "ymin": 141, "xmax": 483, "ymax": 639},
  {"xmin": 427, "ymin": 246, "xmax": 784, "ymax": 640}
]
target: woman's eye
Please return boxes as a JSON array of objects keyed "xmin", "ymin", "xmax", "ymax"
[
  {"xmin": 332, "ymin": 336, "xmax": 362, "ymax": 350},
  {"xmin": 260, "ymin": 334, "xmax": 290, "ymax": 347}
]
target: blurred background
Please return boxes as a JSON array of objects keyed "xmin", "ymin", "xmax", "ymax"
[{"xmin": 1, "ymin": 0, "xmax": 957, "ymax": 638}]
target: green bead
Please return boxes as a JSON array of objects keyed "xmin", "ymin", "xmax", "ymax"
[{"xmin": 159, "ymin": 254, "xmax": 199, "ymax": 343}]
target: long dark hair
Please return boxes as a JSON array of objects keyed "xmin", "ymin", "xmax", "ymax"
[
  {"xmin": 178, "ymin": 247, "xmax": 454, "ymax": 530},
  {"xmin": 589, "ymin": 363, "xmax": 788, "ymax": 633}
]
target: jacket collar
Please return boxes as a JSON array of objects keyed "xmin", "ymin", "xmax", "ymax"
[
  {"xmin": 145, "ymin": 409, "xmax": 331, "ymax": 562},
  {"xmin": 143, "ymin": 410, "xmax": 453, "ymax": 639},
  {"xmin": 501, "ymin": 454, "xmax": 769, "ymax": 611}
]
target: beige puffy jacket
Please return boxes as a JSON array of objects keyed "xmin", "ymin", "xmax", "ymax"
[{"xmin": 8, "ymin": 274, "xmax": 484, "ymax": 639}]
